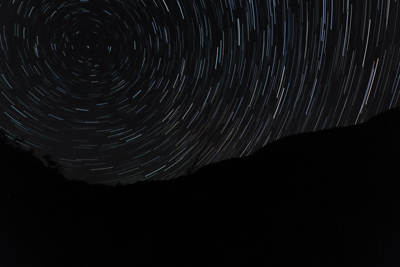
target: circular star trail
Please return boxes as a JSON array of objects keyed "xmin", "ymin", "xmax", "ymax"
[{"xmin": 0, "ymin": 0, "xmax": 399, "ymax": 184}]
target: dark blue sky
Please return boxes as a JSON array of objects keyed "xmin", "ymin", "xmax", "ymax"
[{"xmin": 0, "ymin": 0, "xmax": 399, "ymax": 184}]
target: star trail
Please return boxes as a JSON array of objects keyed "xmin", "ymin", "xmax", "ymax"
[{"xmin": 0, "ymin": 0, "xmax": 399, "ymax": 184}]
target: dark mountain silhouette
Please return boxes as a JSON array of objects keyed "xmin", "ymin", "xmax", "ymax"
[{"xmin": 1, "ymin": 108, "xmax": 400, "ymax": 266}]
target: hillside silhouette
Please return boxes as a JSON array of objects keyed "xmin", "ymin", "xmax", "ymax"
[{"xmin": 2, "ymin": 108, "xmax": 400, "ymax": 266}]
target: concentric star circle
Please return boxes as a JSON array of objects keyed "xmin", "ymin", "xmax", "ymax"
[{"xmin": 1, "ymin": 0, "xmax": 399, "ymax": 184}]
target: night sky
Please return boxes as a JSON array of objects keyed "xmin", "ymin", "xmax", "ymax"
[{"xmin": 0, "ymin": 0, "xmax": 399, "ymax": 184}]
